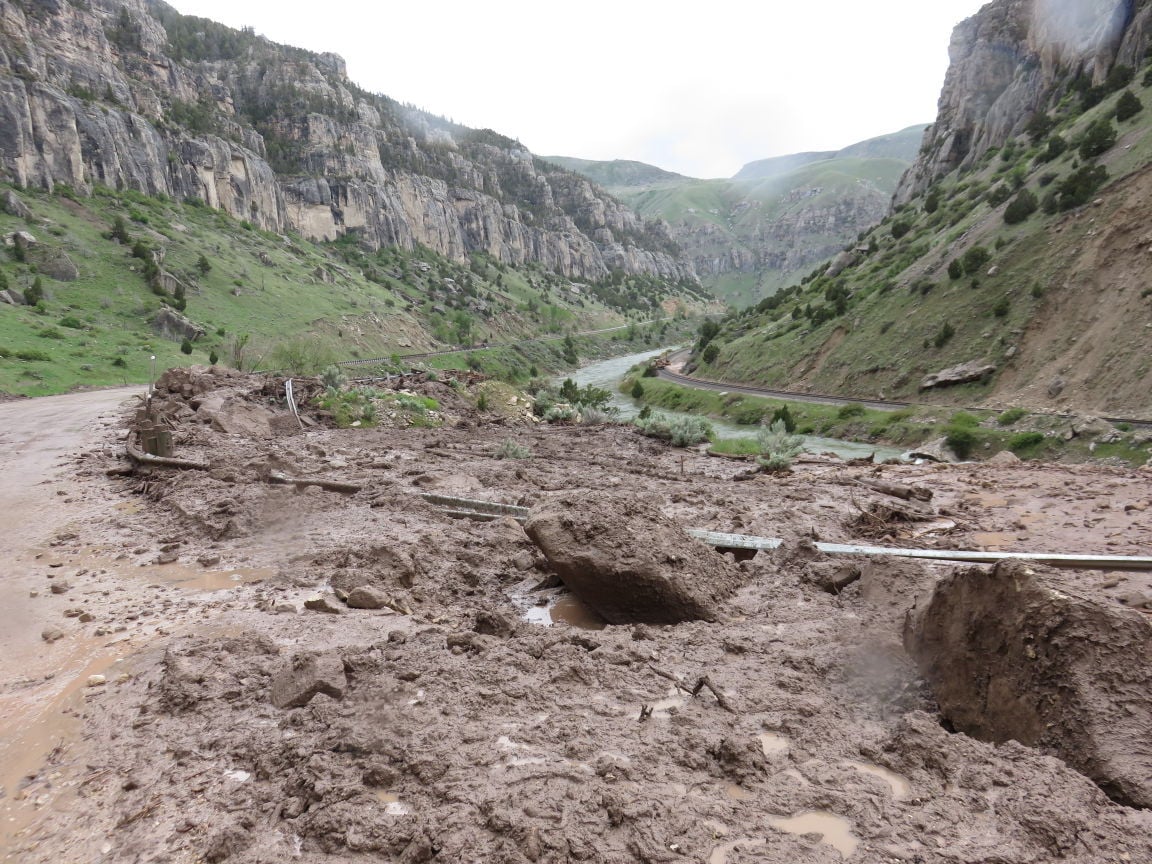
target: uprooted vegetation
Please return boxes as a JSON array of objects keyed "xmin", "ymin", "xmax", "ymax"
[{"xmin": 13, "ymin": 366, "xmax": 1152, "ymax": 863}]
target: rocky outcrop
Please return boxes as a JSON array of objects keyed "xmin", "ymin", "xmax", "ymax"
[
  {"xmin": 152, "ymin": 306, "xmax": 205, "ymax": 342},
  {"xmin": 919, "ymin": 360, "xmax": 998, "ymax": 390},
  {"xmin": 0, "ymin": 0, "xmax": 694, "ymax": 282},
  {"xmin": 896, "ymin": 0, "xmax": 1152, "ymax": 203}
]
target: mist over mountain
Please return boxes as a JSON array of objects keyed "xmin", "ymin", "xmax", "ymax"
[{"xmin": 553, "ymin": 127, "xmax": 924, "ymax": 307}]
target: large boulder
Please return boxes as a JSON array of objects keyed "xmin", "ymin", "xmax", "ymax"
[
  {"xmin": 904, "ymin": 561, "xmax": 1152, "ymax": 807},
  {"xmin": 152, "ymin": 306, "xmax": 206, "ymax": 342},
  {"xmin": 919, "ymin": 361, "xmax": 997, "ymax": 391},
  {"xmin": 524, "ymin": 493, "xmax": 740, "ymax": 624}
]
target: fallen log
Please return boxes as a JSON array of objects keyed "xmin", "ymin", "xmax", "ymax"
[
  {"xmin": 267, "ymin": 470, "xmax": 362, "ymax": 495},
  {"xmin": 855, "ymin": 477, "xmax": 933, "ymax": 502},
  {"xmin": 125, "ymin": 433, "xmax": 210, "ymax": 471}
]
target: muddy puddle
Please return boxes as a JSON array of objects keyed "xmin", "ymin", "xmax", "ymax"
[
  {"xmin": 374, "ymin": 792, "xmax": 412, "ymax": 816},
  {"xmin": 845, "ymin": 760, "xmax": 912, "ymax": 800},
  {"xmin": 516, "ymin": 586, "xmax": 607, "ymax": 630},
  {"xmin": 0, "ymin": 648, "xmax": 126, "ymax": 850},
  {"xmin": 768, "ymin": 811, "xmax": 859, "ymax": 857},
  {"xmin": 759, "ymin": 731, "xmax": 790, "ymax": 757}
]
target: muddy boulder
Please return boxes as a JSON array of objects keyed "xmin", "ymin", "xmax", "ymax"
[
  {"xmin": 524, "ymin": 493, "xmax": 740, "ymax": 625},
  {"xmin": 904, "ymin": 560, "xmax": 1152, "ymax": 807}
]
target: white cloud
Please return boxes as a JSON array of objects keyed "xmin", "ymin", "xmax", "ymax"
[{"xmin": 168, "ymin": 0, "xmax": 989, "ymax": 177}]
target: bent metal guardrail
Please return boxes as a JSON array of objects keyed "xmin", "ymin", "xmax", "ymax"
[{"xmin": 420, "ymin": 494, "xmax": 1152, "ymax": 571}]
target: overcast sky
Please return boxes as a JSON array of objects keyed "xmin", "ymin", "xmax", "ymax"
[{"xmin": 171, "ymin": 0, "xmax": 990, "ymax": 179}]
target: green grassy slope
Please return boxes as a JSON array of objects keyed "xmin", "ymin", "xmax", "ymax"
[
  {"xmin": 0, "ymin": 184, "xmax": 710, "ymax": 396},
  {"xmin": 690, "ymin": 70, "xmax": 1152, "ymax": 417}
]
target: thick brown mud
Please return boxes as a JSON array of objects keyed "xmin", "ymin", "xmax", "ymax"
[{"xmin": 2, "ymin": 368, "xmax": 1151, "ymax": 862}]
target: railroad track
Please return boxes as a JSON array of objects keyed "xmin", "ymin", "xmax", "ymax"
[{"xmin": 656, "ymin": 355, "xmax": 1152, "ymax": 429}]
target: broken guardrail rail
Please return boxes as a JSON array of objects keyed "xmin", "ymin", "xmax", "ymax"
[{"xmin": 424, "ymin": 494, "xmax": 1152, "ymax": 572}]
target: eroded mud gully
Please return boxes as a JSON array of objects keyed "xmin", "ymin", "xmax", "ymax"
[{"xmin": 4, "ymin": 366, "xmax": 1152, "ymax": 863}]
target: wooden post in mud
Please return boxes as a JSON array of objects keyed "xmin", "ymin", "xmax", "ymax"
[{"xmin": 138, "ymin": 420, "xmax": 158, "ymax": 456}]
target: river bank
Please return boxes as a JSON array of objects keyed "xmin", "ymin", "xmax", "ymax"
[
  {"xmin": 565, "ymin": 350, "xmax": 906, "ymax": 461},
  {"xmin": 621, "ymin": 361, "xmax": 1152, "ymax": 468}
]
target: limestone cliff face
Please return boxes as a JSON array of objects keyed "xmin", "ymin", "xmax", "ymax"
[
  {"xmin": 896, "ymin": 0, "xmax": 1152, "ymax": 203},
  {"xmin": 0, "ymin": 0, "xmax": 694, "ymax": 282},
  {"xmin": 673, "ymin": 193, "xmax": 889, "ymax": 283}
]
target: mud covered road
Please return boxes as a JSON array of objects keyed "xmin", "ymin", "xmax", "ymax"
[{"xmin": 3, "ymin": 367, "xmax": 1152, "ymax": 863}]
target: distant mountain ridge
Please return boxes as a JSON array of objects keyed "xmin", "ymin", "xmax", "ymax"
[
  {"xmin": 550, "ymin": 126, "xmax": 925, "ymax": 306},
  {"xmin": 0, "ymin": 0, "xmax": 696, "ymax": 283},
  {"xmin": 542, "ymin": 157, "xmax": 687, "ymax": 188}
]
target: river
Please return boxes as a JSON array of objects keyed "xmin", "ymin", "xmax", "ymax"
[{"xmin": 565, "ymin": 348, "xmax": 906, "ymax": 461}]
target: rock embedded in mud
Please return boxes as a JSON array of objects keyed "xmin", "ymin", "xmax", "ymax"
[
  {"xmin": 269, "ymin": 652, "xmax": 347, "ymax": 709},
  {"xmin": 904, "ymin": 560, "xmax": 1152, "ymax": 808},
  {"xmin": 524, "ymin": 493, "xmax": 741, "ymax": 625},
  {"xmin": 41, "ymin": 626, "xmax": 64, "ymax": 643},
  {"xmin": 346, "ymin": 586, "xmax": 390, "ymax": 610},
  {"xmin": 49, "ymin": 580, "xmax": 71, "ymax": 594},
  {"xmin": 304, "ymin": 594, "xmax": 344, "ymax": 614}
]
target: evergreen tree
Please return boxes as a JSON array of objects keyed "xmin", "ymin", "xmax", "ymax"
[
  {"xmin": 1078, "ymin": 118, "xmax": 1116, "ymax": 160},
  {"xmin": 1116, "ymin": 89, "xmax": 1143, "ymax": 122},
  {"xmin": 24, "ymin": 276, "xmax": 44, "ymax": 306},
  {"xmin": 1004, "ymin": 188, "xmax": 1039, "ymax": 224}
]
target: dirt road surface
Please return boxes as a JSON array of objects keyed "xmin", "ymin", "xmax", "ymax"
[
  {"xmin": 3, "ymin": 369, "xmax": 1152, "ymax": 863},
  {"xmin": 0, "ymin": 387, "xmax": 141, "ymax": 851}
]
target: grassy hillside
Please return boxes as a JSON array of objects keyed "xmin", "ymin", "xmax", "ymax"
[
  {"xmin": 0, "ymin": 184, "xmax": 710, "ymax": 396},
  {"xmin": 691, "ymin": 70, "xmax": 1152, "ymax": 417},
  {"xmin": 541, "ymin": 157, "xmax": 687, "ymax": 188}
]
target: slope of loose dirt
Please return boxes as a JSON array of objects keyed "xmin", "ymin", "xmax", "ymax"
[{"xmin": 3, "ymin": 374, "xmax": 1152, "ymax": 863}]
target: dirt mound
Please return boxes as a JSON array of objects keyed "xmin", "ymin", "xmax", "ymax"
[
  {"xmin": 525, "ymin": 492, "xmax": 741, "ymax": 624},
  {"xmin": 904, "ymin": 560, "xmax": 1152, "ymax": 807}
]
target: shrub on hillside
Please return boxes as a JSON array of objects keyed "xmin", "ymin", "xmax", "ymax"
[
  {"xmin": 1077, "ymin": 118, "xmax": 1117, "ymax": 160},
  {"xmin": 962, "ymin": 246, "xmax": 991, "ymax": 275},
  {"xmin": 944, "ymin": 423, "xmax": 977, "ymax": 459},
  {"xmin": 1116, "ymin": 89, "xmax": 1143, "ymax": 122},
  {"xmin": 997, "ymin": 407, "xmax": 1027, "ymax": 426},
  {"xmin": 1009, "ymin": 431, "xmax": 1045, "ymax": 453},
  {"xmin": 1003, "ymin": 188, "xmax": 1039, "ymax": 224}
]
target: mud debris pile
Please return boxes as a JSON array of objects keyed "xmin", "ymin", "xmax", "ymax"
[
  {"xmin": 7, "ymin": 369, "xmax": 1152, "ymax": 863},
  {"xmin": 905, "ymin": 560, "xmax": 1152, "ymax": 809}
]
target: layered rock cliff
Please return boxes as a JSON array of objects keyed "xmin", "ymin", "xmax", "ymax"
[
  {"xmin": 896, "ymin": 0, "xmax": 1152, "ymax": 202},
  {"xmin": 0, "ymin": 0, "xmax": 694, "ymax": 281}
]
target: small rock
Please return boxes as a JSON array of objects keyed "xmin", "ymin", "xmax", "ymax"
[
  {"xmin": 155, "ymin": 551, "xmax": 179, "ymax": 565},
  {"xmin": 1048, "ymin": 377, "xmax": 1066, "ymax": 399},
  {"xmin": 273, "ymin": 602, "xmax": 298, "ymax": 614},
  {"xmin": 79, "ymin": 612, "xmax": 95, "ymax": 623},
  {"xmin": 41, "ymin": 627, "xmax": 65, "ymax": 643},
  {"xmin": 198, "ymin": 554, "xmax": 222, "ymax": 567},
  {"xmin": 86, "ymin": 675, "xmax": 107, "ymax": 687},
  {"xmin": 50, "ymin": 581, "xmax": 71, "ymax": 595},
  {"xmin": 1117, "ymin": 591, "xmax": 1152, "ymax": 610},
  {"xmin": 346, "ymin": 586, "xmax": 389, "ymax": 610},
  {"xmin": 63, "ymin": 608, "xmax": 83, "ymax": 618},
  {"xmin": 304, "ymin": 594, "xmax": 344, "ymax": 614},
  {"xmin": 987, "ymin": 451, "xmax": 1021, "ymax": 466}
]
